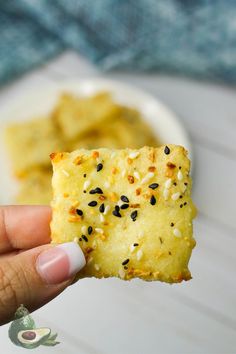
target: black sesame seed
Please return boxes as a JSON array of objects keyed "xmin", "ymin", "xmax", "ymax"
[
  {"xmin": 76, "ymin": 209, "xmax": 83, "ymax": 216},
  {"xmin": 88, "ymin": 226, "xmax": 93, "ymax": 235},
  {"xmin": 97, "ymin": 163, "xmax": 103, "ymax": 172},
  {"xmin": 184, "ymin": 202, "xmax": 187, "ymax": 206},
  {"xmin": 179, "ymin": 195, "xmax": 183, "ymax": 199},
  {"xmin": 121, "ymin": 203, "xmax": 129, "ymax": 209},
  {"xmin": 124, "ymin": 266, "xmax": 128, "ymax": 270},
  {"xmin": 83, "ymin": 190, "xmax": 86, "ymax": 193},
  {"xmin": 164, "ymin": 146, "xmax": 170, "ymax": 155},
  {"xmin": 89, "ymin": 187, "xmax": 103, "ymax": 194},
  {"xmin": 88, "ymin": 201, "xmax": 97, "ymax": 207},
  {"xmin": 121, "ymin": 195, "xmax": 129, "ymax": 203},
  {"xmin": 79, "ymin": 237, "xmax": 82, "ymax": 241},
  {"xmin": 184, "ymin": 182, "xmax": 188, "ymax": 186},
  {"xmin": 149, "ymin": 183, "xmax": 159, "ymax": 190},
  {"xmin": 82, "ymin": 235, "xmax": 88, "ymax": 242},
  {"xmin": 115, "ymin": 205, "xmax": 120, "ymax": 212},
  {"xmin": 169, "ymin": 251, "xmax": 172, "ymax": 255},
  {"xmin": 180, "ymin": 204, "xmax": 183, "ymax": 208},
  {"xmin": 99, "ymin": 203, "xmax": 105, "ymax": 213},
  {"xmin": 83, "ymin": 174, "xmax": 87, "ymax": 178},
  {"xmin": 150, "ymin": 195, "xmax": 156, "ymax": 205},
  {"xmin": 179, "ymin": 166, "xmax": 182, "ymax": 169},
  {"xmin": 133, "ymin": 243, "xmax": 139, "ymax": 247},
  {"xmin": 130, "ymin": 210, "xmax": 138, "ymax": 221},
  {"xmin": 112, "ymin": 209, "xmax": 121, "ymax": 218},
  {"xmin": 159, "ymin": 237, "xmax": 163, "ymax": 244},
  {"xmin": 173, "ymin": 182, "xmax": 177, "ymax": 186},
  {"xmin": 170, "ymin": 222, "xmax": 174, "ymax": 227},
  {"xmin": 122, "ymin": 259, "xmax": 130, "ymax": 266}
]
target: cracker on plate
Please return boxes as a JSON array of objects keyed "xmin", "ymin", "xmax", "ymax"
[
  {"xmin": 5, "ymin": 117, "xmax": 65, "ymax": 176},
  {"xmin": 53, "ymin": 92, "xmax": 121, "ymax": 140},
  {"xmin": 16, "ymin": 168, "xmax": 52, "ymax": 205},
  {"xmin": 50, "ymin": 145, "xmax": 196, "ymax": 283}
]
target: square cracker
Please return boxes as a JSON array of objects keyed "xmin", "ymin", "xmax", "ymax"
[
  {"xmin": 5, "ymin": 117, "xmax": 65, "ymax": 176},
  {"xmin": 53, "ymin": 92, "xmax": 121, "ymax": 140},
  {"xmin": 50, "ymin": 145, "xmax": 196, "ymax": 283}
]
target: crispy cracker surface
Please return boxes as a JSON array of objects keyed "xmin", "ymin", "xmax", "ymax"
[{"xmin": 50, "ymin": 145, "xmax": 196, "ymax": 283}]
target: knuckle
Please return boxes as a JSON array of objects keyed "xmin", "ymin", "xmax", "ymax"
[{"xmin": 0, "ymin": 260, "xmax": 29, "ymax": 311}]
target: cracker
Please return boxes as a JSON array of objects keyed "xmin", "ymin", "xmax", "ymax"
[
  {"xmin": 50, "ymin": 145, "xmax": 196, "ymax": 283},
  {"xmin": 53, "ymin": 92, "xmax": 121, "ymax": 140},
  {"xmin": 16, "ymin": 169, "xmax": 52, "ymax": 205},
  {"xmin": 5, "ymin": 117, "xmax": 65, "ymax": 176}
]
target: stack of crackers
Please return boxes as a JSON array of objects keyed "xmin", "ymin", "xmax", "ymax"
[{"xmin": 5, "ymin": 92, "xmax": 158, "ymax": 205}]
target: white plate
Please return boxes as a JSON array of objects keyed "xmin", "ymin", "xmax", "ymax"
[{"xmin": 0, "ymin": 78, "xmax": 192, "ymax": 204}]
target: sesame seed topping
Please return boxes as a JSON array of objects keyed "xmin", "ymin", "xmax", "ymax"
[
  {"xmin": 133, "ymin": 243, "xmax": 139, "ymax": 246},
  {"xmin": 171, "ymin": 192, "xmax": 180, "ymax": 201},
  {"xmin": 184, "ymin": 202, "xmax": 187, "ymax": 206},
  {"xmin": 170, "ymin": 222, "xmax": 174, "ymax": 227},
  {"xmin": 76, "ymin": 209, "xmax": 83, "ymax": 216},
  {"xmin": 184, "ymin": 182, "xmax": 188, "ymax": 186},
  {"xmin": 88, "ymin": 226, "xmax": 93, "ymax": 235},
  {"xmin": 73, "ymin": 236, "xmax": 79, "ymax": 243},
  {"xmin": 104, "ymin": 205, "xmax": 110, "ymax": 215},
  {"xmin": 89, "ymin": 187, "xmax": 103, "ymax": 194},
  {"xmin": 83, "ymin": 174, "xmax": 87, "ymax": 178},
  {"xmin": 115, "ymin": 205, "xmax": 120, "ymax": 212},
  {"xmin": 159, "ymin": 237, "xmax": 163, "ymax": 244},
  {"xmin": 149, "ymin": 183, "xmax": 159, "ymax": 190},
  {"xmin": 134, "ymin": 171, "xmax": 140, "ymax": 180},
  {"xmin": 112, "ymin": 209, "xmax": 122, "ymax": 218},
  {"xmin": 163, "ymin": 189, "xmax": 169, "ymax": 200},
  {"xmin": 62, "ymin": 169, "xmax": 70, "ymax": 177},
  {"xmin": 141, "ymin": 172, "xmax": 154, "ymax": 184},
  {"xmin": 164, "ymin": 146, "xmax": 170, "ymax": 155},
  {"xmin": 95, "ymin": 228, "xmax": 104, "ymax": 234},
  {"xmin": 165, "ymin": 178, "xmax": 172, "ymax": 189},
  {"xmin": 104, "ymin": 181, "xmax": 111, "ymax": 188},
  {"xmin": 83, "ymin": 180, "xmax": 91, "ymax": 191},
  {"xmin": 97, "ymin": 163, "xmax": 103, "ymax": 172},
  {"xmin": 177, "ymin": 170, "xmax": 183, "ymax": 181},
  {"xmin": 118, "ymin": 268, "xmax": 125, "ymax": 279},
  {"xmin": 122, "ymin": 259, "xmax": 130, "ymax": 265},
  {"xmin": 100, "ymin": 214, "xmax": 105, "ymax": 222},
  {"xmin": 94, "ymin": 264, "xmax": 100, "ymax": 271},
  {"xmin": 131, "ymin": 210, "xmax": 138, "ymax": 221},
  {"xmin": 81, "ymin": 226, "xmax": 87, "ymax": 234},
  {"xmin": 173, "ymin": 182, "xmax": 177, "ymax": 186},
  {"xmin": 121, "ymin": 195, "xmax": 129, "ymax": 203},
  {"xmin": 173, "ymin": 228, "xmax": 182, "ymax": 237},
  {"xmin": 150, "ymin": 195, "xmax": 156, "ymax": 205},
  {"xmin": 137, "ymin": 249, "xmax": 143, "ymax": 261},
  {"xmin": 121, "ymin": 203, "xmax": 129, "ymax": 209},
  {"xmin": 82, "ymin": 235, "xmax": 88, "ymax": 242},
  {"xmin": 180, "ymin": 204, "xmax": 183, "ymax": 208},
  {"xmin": 129, "ymin": 151, "xmax": 140, "ymax": 159},
  {"xmin": 99, "ymin": 203, "xmax": 105, "ymax": 213},
  {"xmin": 88, "ymin": 201, "xmax": 97, "ymax": 207}
]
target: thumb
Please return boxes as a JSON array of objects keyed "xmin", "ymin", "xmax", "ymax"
[{"xmin": 0, "ymin": 242, "xmax": 86, "ymax": 325}]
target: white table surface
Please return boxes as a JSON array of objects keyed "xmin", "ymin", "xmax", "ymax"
[{"xmin": 0, "ymin": 50, "xmax": 236, "ymax": 354}]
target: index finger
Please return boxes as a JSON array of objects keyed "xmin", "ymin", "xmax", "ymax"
[{"xmin": 0, "ymin": 206, "xmax": 51, "ymax": 254}]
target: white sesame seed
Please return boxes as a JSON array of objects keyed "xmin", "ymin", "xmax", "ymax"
[
  {"xmin": 130, "ymin": 244, "xmax": 136, "ymax": 253},
  {"xmin": 121, "ymin": 169, "xmax": 126, "ymax": 178},
  {"xmin": 83, "ymin": 180, "xmax": 91, "ymax": 191},
  {"xmin": 118, "ymin": 268, "xmax": 125, "ymax": 279},
  {"xmin": 81, "ymin": 226, "xmax": 87, "ymax": 234},
  {"xmin": 163, "ymin": 189, "xmax": 169, "ymax": 200},
  {"xmin": 129, "ymin": 151, "xmax": 140, "ymax": 159},
  {"xmin": 62, "ymin": 169, "xmax": 70, "ymax": 177},
  {"xmin": 73, "ymin": 236, "xmax": 79, "ymax": 243},
  {"xmin": 181, "ymin": 185, "xmax": 187, "ymax": 193},
  {"xmin": 134, "ymin": 171, "xmax": 140, "ymax": 180},
  {"xmin": 95, "ymin": 227, "xmax": 104, "ymax": 234},
  {"xmin": 104, "ymin": 181, "xmax": 111, "ymax": 189},
  {"xmin": 104, "ymin": 205, "xmax": 110, "ymax": 215},
  {"xmin": 141, "ymin": 172, "xmax": 154, "ymax": 184},
  {"xmin": 94, "ymin": 264, "xmax": 100, "ymax": 271},
  {"xmin": 137, "ymin": 249, "xmax": 143, "ymax": 261},
  {"xmin": 173, "ymin": 228, "xmax": 182, "ymax": 237},
  {"xmin": 100, "ymin": 214, "xmax": 105, "ymax": 222},
  {"xmin": 165, "ymin": 178, "xmax": 172, "ymax": 189},
  {"xmin": 171, "ymin": 192, "xmax": 180, "ymax": 201},
  {"xmin": 177, "ymin": 170, "xmax": 183, "ymax": 181},
  {"xmin": 87, "ymin": 257, "xmax": 93, "ymax": 264},
  {"xmin": 117, "ymin": 200, "xmax": 123, "ymax": 207}
]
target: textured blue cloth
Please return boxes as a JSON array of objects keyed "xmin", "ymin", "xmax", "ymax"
[{"xmin": 1, "ymin": 0, "xmax": 236, "ymax": 85}]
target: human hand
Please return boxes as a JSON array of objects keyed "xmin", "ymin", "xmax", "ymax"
[{"xmin": 0, "ymin": 206, "xmax": 86, "ymax": 325}]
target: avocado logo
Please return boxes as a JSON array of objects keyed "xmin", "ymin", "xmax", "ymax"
[{"xmin": 8, "ymin": 304, "xmax": 60, "ymax": 349}]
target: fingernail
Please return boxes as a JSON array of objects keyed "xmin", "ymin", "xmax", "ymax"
[{"xmin": 36, "ymin": 242, "xmax": 86, "ymax": 284}]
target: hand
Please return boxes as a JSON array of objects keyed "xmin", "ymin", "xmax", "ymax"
[{"xmin": 0, "ymin": 206, "xmax": 86, "ymax": 325}]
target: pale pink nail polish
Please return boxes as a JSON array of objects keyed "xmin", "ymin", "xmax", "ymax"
[{"xmin": 36, "ymin": 242, "xmax": 86, "ymax": 284}]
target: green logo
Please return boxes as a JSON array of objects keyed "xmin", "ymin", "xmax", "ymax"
[{"xmin": 8, "ymin": 304, "xmax": 60, "ymax": 349}]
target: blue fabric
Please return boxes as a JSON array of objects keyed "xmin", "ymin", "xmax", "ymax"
[{"xmin": 1, "ymin": 0, "xmax": 236, "ymax": 85}]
